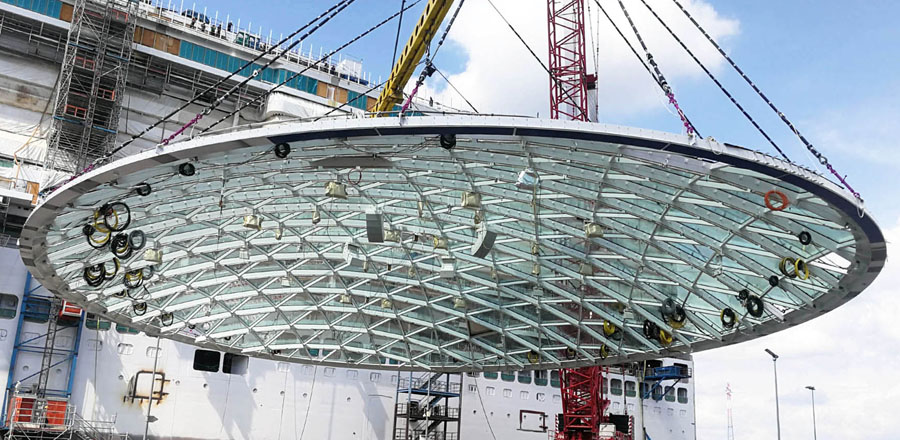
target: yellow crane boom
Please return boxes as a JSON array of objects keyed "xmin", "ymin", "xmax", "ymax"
[{"xmin": 373, "ymin": 0, "xmax": 454, "ymax": 115}]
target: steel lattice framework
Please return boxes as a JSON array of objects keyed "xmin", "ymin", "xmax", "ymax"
[
  {"xmin": 547, "ymin": 0, "xmax": 590, "ymax": 121},
  {"xmin": 19, "ymin": 116, "xmax": 886, "ymax": 372}
]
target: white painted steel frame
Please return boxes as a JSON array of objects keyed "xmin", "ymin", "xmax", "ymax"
[{"xmin": 19, "ymin": 116, "xmax": 887, "ymax": 372}]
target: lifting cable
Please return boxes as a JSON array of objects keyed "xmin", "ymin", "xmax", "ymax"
[
  {"xmin": 669, "ymin": 0, "xmax": 861, "ymax": 201},
  {"xmin": 201, "ymin": 0, "xmax": 423, "ymax": 135},
  {"xmin": 434, "ymin": 66, "xmax": 480, "ymax": 113},
  {"xmin": 163, "ymin": 0, "xmax": 358, "ymax": 144},
  {"xmin": 399, "ymin": 0, "xmax": 468, "ymax": 114},
  {"xmin": 485, "ymin": 0, "xmax": 586, "ymax": 120},
  {"xmin": 112, "ymin": 0, "xmax": 353, "ymax": 156},
  {"xmin": 391, "ymin": 0, "xmax": 408, "ymax": 65},
  {"xmin": 615, "ymin": 0, "xmax": 699, "ymax": 137},
  {"xmin": 636, "ymin": 0, "xmax": 790, "ymax": 161},
  {"xmin": 592, "ymin": 1, "xmax": 658, "ymax": 90}
]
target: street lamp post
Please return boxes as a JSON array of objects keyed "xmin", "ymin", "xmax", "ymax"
[
  {"xmin": 765, "ymin": 349, "xmax": 781, "ymax": 440},
  {"xmin": 806, "ymin": 386, "xmax": 818, "ymax": 440}
]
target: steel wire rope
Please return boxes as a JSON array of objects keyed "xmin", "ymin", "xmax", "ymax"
[
  {"xmin": 391, "ymin": 0, "xmax": 408, "ymax": 65},
  {"xmin": 163, "ymin": 0, "xmax": 358, "ymax": 145},
  {"xmin": 634, "ymin": 0, "xmax": 790, "ymax": 162},
  {"xmin": 398, "ymin": 0, "xmax": 467, "ymax": 113},
  {"xmin": 485, "ymin": 0, "xmax": 587, "ymax": 120},
  {"xmin": 669, "ymin": 0, "xmax": 862, "ymax": 201},
  {"xmin": 112, "ymin": 0, "xmax": 353, "ymax": 155},
  {"xmin": 201, "ymin": 0, "xmax": 423, "ymax": 134},
  {"xmin": 433, "ymin": 66, "xmax": 480, "ymax": 113},
  {"xmin": 615, "ymin": 0, "xmax": 699, "ymax": 137}
]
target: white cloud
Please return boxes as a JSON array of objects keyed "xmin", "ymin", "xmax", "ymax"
[
  {"xmin": 694, "ymin": 217, "xmax": 900, "ymax": 440},
  {"xmin": 418, "ymin": 0, "xmax": 739, "ymax": 120}
]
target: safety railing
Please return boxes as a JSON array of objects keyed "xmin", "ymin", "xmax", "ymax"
[
  {"xmin": 6, "ymin": 395, "xmax": 75, "ymax": 432},
  {"xmin": 394, "ymin": 428, "xmax": 459, "ymax": 440}
]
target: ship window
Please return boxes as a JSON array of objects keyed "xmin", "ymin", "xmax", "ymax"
[
  {"xmin": 534, "ymin": 370, "xmax": 548, "ymax": 386},
  {"xmin": 502, "ymin": 389, "xmax": 512, "ymax": 398},
  {"xmin": 552, "ymin": 395, "xmax": 561, "ymax": 404},
  {"xmin": 468, "ymin": 384, "xmax": 477, "ymax": 393},
  {"xmin": 0, "ymin": 294, "xmax": 18, "ymax": 319},
  {"xmin": 665, "ymin": 387, "xmax": 676, "ymax": 402},
  {"xmin": 223, "ymin": 353, "xmax": 249, "ymax": 375},
  {"xmin": 520, "ymin": 391, "xmax": 529, "ymax": 400},
  {"xmin": 85, "ymin": 313, "xmax": 111, "ymax": 331},
  {"xmin": 610, "ymin": 379, "xmax": 622, "ymax": 396},
  {"xmin": 466, "ymin": 372, "xmax": 479, "ymax": 378},
  {"xmin": 517, "ymin": 371, "xmax": 532, "ymax": 384},
  {"xmin": 192, "ymin": 349, "xmax": 220, "ymax": 372},
  {"xmin": 501, "ymin": 371, "xmax": 515, "ymax": 382},
  {"xmin": 550, "ymin": 370, "xmax": 560, "ymax": 388},
  {"xmin": 346, "ymin": 370, "xmax": 358, "ymax": 379},
  {"xmin": 370, "ymin": 373, "xmax": 381, "ymax": 383},
  {"xmin": 536, "ymin": 392, "xmax": 546, "ymax": 402},
  {"xmin": 483, "ymin": 372, "xmax": 498, "ymax": 380},
  {"xmin": 116, "ymin": 324, "xmax": 140, "ymax": 334},
  {"xmin": 23, "ymin": 296, "xmax": 51, "ymax": 323},
  {"xmin": 677, "ymin": 388, "xmax": 688, "ymax": 404},
  {"xmin": 323, "ymin": 367, "xmax": 335, "ymax": 377},
  {"xmin": 625, "ymin": 381, "xmax": 636, "ymax": 397},
  {"xmin": 652, "ymin": 385, "xmax": 664, "ymax": 401},
  {"xmin": 485, "ymin": 386, "xmax": 495, "ymax": 396}
]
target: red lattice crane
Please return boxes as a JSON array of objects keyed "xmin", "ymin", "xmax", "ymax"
[
  {"xmin": 548, "ymin": 2, "xmax": 609, "ymax": 440},
  {"xmin": 547, "ymin": 0, "xmax": 595, "ymax": 121}
]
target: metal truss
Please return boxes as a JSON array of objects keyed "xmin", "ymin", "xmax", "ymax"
[{"xmin": 20, "ymin": 116, "xmax": 886, "ymax": 372}]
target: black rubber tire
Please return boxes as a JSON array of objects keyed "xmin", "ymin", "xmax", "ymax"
[
  {"xmin": 721, "ymin": 308, "xmax": 737, "ymax": 329},
  {"xmin": 124, "ymin": 270, "xmax": 143, "ymax": 289},
  {"xmin": 768, "ymin": 275, "xmax": 780, "ymax": 287},
  {"xmin": 83, "ymin": 265, "xmax": 105, "ymax": 287},
  {"xmin": 746, "ymin": 295, "xmax": 764, "ymax": 318},
  {"xmin": 274, "ymin": 143, "xmax": 291, "ymax": 159},
  {"xmin": 178, "ymin": 162, "xmax": 196, "ymax": 176},
  {"xmin": 111, "ymin": 233, "xmax": 130, "ymax": 258},
  {"xmin": 798, "ymin": 231, "xmax": 812, "ymax": 245},
  {"xmin": 135, "ymin": 183, "xmax": 152, "ymax": 196},
  {"xmin": 643, "ymin": 320, "xmax": 659, "ymax": 340},
  {"xmin": 738, "ymin": 289, "xmax": 750, "ymax": 302}
]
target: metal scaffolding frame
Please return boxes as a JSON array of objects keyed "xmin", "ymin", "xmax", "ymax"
[{"xmin": 44, "ymin": 0, "xmax": 137, "ymax": 175}]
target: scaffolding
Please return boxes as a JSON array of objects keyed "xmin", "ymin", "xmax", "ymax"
[
  {"xmin": 393, "ymin": 372, "xmax": 462, "ymax": 440},
  {"xmin": 44, "ymin": 0, "xmax": 137, "ymax": 176}
]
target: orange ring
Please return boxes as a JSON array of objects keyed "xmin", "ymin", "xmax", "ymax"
[{"xmin": 765, "ymin": 190, "xmax": 789, "ymax": 211}]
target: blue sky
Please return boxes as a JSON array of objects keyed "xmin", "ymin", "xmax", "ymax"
[{"xmin": 165, "ymin": 1, "xmax": 899, "ymax": 438}]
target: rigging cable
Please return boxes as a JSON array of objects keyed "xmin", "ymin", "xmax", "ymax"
[
  {"xmin": 391, "ymin": 0, "xmax": 408, "ymax": 65},
  {"xmin": 615, "ymin": 0, "xmax": 699, "ymax": 137},
  {"xmin": 161, "ymin": 0, "xmax": 357, "ymax": 145},
  {"xmin": 201, "ymin": 0, "xmax": 423, "ymax": 134},
  {"xmin": 114, "ymin": 0, "xmax": 353, "ymax": 155},
  {"xmin": 634, "ymin": 0, "xmax": 790, "ymax": 162},
  {"xmin": 399, "ymin": 0, "xmax": 467, "ymax": 114},
  {"xmin": 669, "ymin": 0, "xmax": 861, "ymax": 201},
  {"xmin": 472, "ymin": 376, "xmax": 499, "ymax": 440},
  {"xmin": 486, "ymin": 0, "xmax": 585, "ymax": 120},
  {"xmin": 434, "ymin": 66, "xmax": 480, "ymax": 113}
]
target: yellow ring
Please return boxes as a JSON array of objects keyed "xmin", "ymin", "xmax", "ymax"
[
  {"xmin": 659, "ymin": 330, "xmax": 673, "ymax": 346},
  {"xmin": 669, "ymin": 318, "xmax": 685, "ymax": 330},
  {"xmin": 89, "ymin": 230, "xmax": 111, "ymax": 244},
  {"xmin": 603, "ymin": 320, "xmax": 616, "ymax": 336},
  {"xmin": 795, "ymin": 258, "xmax": 810, "ymax": 280},
  {"xmin": 527, "ymin": 351, "xmax": 540, "ymax": 364}
]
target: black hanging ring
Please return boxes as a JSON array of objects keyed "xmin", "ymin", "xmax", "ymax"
[
  {"xmin": 102, "ymin": 202, "xmax": 131, "ymax": 232},
  {"xmin": 746, "ymin": 295, "xmax": 764, "ymax": 318},
  {"xmin": 738, "ymin": 289, "xmax": 750, "ymax": 302},
  {"xmin": 178, "ymin": 162, "xmax": 196, "ymax": 176},
  {"xmin": 129, "ymin": 230, "xmax": 146, "ymax": 251},
  {"xmin": 133, "ymin": 302, "xmax": 147, "ymax": 316},
  {"xmin": 671, "ymin": 305, "xmax": 686, "ymax": 324},
  {"xmin": 720, "ymin": 308, "xmax": 737, "ymax": 329},
  {"xmin": 160, "ymin": 312, "xmax": 174, "ymax": 327},
  {"xmin": 135, "ymin": 183, "xmax": 152, "ymax": 197},
  {"xmin": 274, "ymin": 143, "xmax": 291, "ymax": 159},
  {"xmin": 798, "ymin": 231, "xmax": 812, "ymax": 245},
  {"xmin": 768, "ymin": 275, "xmax": 779, "ymax": 287}
]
